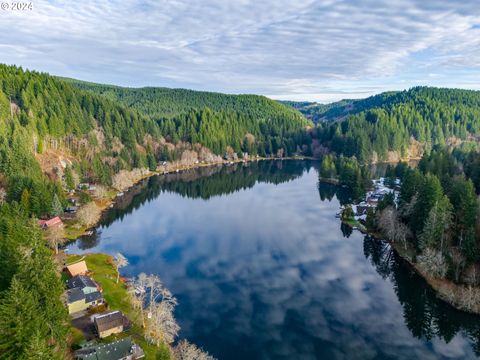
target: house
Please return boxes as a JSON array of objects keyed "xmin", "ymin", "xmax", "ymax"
[
  {"xmin": 67, "ymin": 275, "xmax": 99, "ymax": 294},
  {"xmin": 66, "ymin": 288, "xmax": 88, "ymax": 314},
  {"xmin": 66, "ymin": 288, "xmax": 103, "ymax": 315},
  {"xmin": 93, "ymin": 311, "xmax": 124, "ymax": 338},
  {"xmin": 66, "ymin": 261, "xmax": 89, "ymax": 277},
  {"xmin": 74, "ymin": 337, "xmax": 144, "ymax": 360},
  {"xmin": 38, "ymin": 216, "xmax": 64, "ymax": 229}
]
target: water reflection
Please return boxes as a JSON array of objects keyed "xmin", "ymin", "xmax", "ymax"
[
  {"xmin": 75, "ymin": 160, "xmax": 306, "ymax": 249},
  {"xmin": 69, "ymin": 160, "xmax": 480, "ymax": 359},
  {"xmin": 364, "ymin": 236, "xmax": 480, "ymax": 356}
]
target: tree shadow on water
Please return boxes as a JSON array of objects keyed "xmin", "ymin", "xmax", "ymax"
[{"xmin": 363, "ymin": 235, "xmax": 480, "ymax": 356}]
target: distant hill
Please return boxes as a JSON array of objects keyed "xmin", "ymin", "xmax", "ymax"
[
  {"xmin": 311, "ymin": 87, "xmax": 480, "ymax": 162},
  {"xmin": 61, "ymin": 78, "xmax": 307, "ymax": 122},
  {"xmin": 280, "ymin": 92, "xmax": 403, "ymax": 122},
  {"xmin": 0, "ymin": 64, "xmax": 311, "ymax": 210}
]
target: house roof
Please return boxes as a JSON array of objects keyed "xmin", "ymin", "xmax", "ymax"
[
  {"xmin": 74, "ymin": 337, "xmax": 133, "ymax": 360},
  {"xmin": 67, "ymin": 275, "xmax": 97, "ymax": 290},
  {"xmin": 67, "ymin": 288, "xmax": 102, "ymax": 305},
  {"xmin": 94, "ymin": 311, "xmax": 124, "ymax": 333},
  {"xmin": 66, "ymin": 261, "xmax": 88, "ymax": 276},
  {"xmin": 38, "ymin": 216, "xmax": 63, "ymax": 227},
  {"xmin": 67, "ymin": 287, "xmax": 85, "ymax": 303},
  {"xmin": 85, "ymin": 291, "xmax": 103, "ymax": 303}
]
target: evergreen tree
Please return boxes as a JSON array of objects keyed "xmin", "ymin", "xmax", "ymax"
[
  {"xmin": 411, "ymin": 174, "xmax": 443, "ymax": 239},
  {"xmin": 51, "ymin": 194, "xmax": 63, "ymax": 216},
  {"xmin": 320, "ymin": 155, "xmax": 336, "ymax": 178},
  {"xmin": 419, "ymin": 195, "xmax": 453, "ymax": 252},
  {"xmin": 64, "ymin": 166, "xmax": 75, "ymax": 190}
]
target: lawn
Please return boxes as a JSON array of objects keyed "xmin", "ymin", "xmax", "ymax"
[
  {"xmin": 342, "ymin": 217, "xmax": 367, "ymax": 232},
  {"xmin": 67, "ymin": 253, "xmax": 172, "ymax": 359}
]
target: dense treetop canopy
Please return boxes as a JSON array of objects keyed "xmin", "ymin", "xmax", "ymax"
[{"xmin": 311, "ymin": 87, "xmax": 480, "ymax": 162}]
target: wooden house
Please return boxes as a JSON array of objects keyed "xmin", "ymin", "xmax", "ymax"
[
  {"xmin": 93, "ymin": 311, "xmax": 125, "ymax": 338},
  {"xmin": 38, "ymin": 216, "xmax": 64, "ymax": 229},
  {"xmin": 66, "ymin": 261, "xmax": 88, "ymax": 277},
  {"xmin": 66, "ymin": 288, "xmax": 103, "ymax": 315}
]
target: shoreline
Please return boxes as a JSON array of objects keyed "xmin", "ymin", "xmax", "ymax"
[
  {"xmin": 61, "ymin": 156, "xmax": 316, "ymax": 354},
  {"xmin": 64, "ymin": 155, "xmax": 316, "ymax": 240},
  {"xmin": 65, "ymin": 156, "xmax": 480, "ymax": 317},
  {"xmin": 341, "ymin": 219, "xmax": 480, "ymax": 315}
]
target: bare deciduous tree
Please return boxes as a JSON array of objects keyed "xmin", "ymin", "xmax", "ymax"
[
  {"xmin": 45, "ymin": 225, "xmax": 66, "ymax": 254},
  {"xmin": 112, "ymin": 168, "xmax": 150, "ymax": 191},
  {"xmin": 77, "ymin": 202, "xmax": 102, "ymax": 228},
  {"xmin": 449, "ymin": 248, "xmax": 466, "ymax": 282},
  {"xmin": 417, "ymin": 248, "xmax": 448, "ymax": 278},
  {"xmin": 198, "ymin": 146, "xmax": 222, "ymax": 163},
  {"xmin": 130, "ymin": 273, "xmax": 180, "ymax": 345},
  {"xmin": 113, "ymin": 252, "xmax": 128, "ymax": 284},
  {"xmin": 145, "ymin": 299, "xmax": 179, "ymax": 345},
  {"xmin": 378, "ymin": 207, "xmax": 410, "ymax": 249},
  {"xmin": 180, "ymin": 150, "xmax": 198, "ymax": 166},
  {"xmin": 93, "ymin": 185, "xmax": 108, "ymax": 199},
  {"xmin": 173, "ymin": 340, "xmax": 216, "ymax": 360}
]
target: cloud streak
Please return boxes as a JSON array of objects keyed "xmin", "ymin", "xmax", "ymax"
[{"xmin": 1, "ymin": 0, "xmax": 480, "ymax": 101}]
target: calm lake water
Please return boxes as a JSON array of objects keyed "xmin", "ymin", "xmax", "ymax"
[{"xmin": 68, "ymin": 160, "xmax": 480, "ymax": 360}]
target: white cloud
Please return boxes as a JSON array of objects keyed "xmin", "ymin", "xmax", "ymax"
[{"xmin": 1, "ymin": 0, "xmax": 480, "ymax": 101}]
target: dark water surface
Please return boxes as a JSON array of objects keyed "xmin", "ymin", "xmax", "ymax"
[{"xmin": 69, "ymin": 161, "xmax": 480, "ymax": 360}]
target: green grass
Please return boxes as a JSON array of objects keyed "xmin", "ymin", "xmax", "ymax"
[
  {"xmin": 63, "ymin": 218, "xmax": 88, "ymax": 240},
  {"xmin": 67, "ymin": 253, "xmax": 172, "ymax": 359},
  {"xmin": 342, "ymin": 217, "xmax": 367, "ymax": 232}
]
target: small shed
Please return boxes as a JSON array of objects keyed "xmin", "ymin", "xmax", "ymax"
[
  {"xmin": 94, "ymin": 311, "xmax": 124, "ymax": 338},
  {"xmin": 66, "ymin": 261, "xmax": 88, "ymax": 277}
]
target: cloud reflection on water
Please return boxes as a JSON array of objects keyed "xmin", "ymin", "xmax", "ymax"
[{"xmin": 69, "ymin": 161, "xmax": 479, "ymax": 359}]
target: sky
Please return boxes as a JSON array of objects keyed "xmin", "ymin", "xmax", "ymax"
[{"xmin": 1, "ymin": 0, "xmax": 480, "ymax": 102}]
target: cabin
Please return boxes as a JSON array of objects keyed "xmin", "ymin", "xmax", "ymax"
[
  {"xmin": 67, "ymin": 275, "xmax": 99, "ymax": 294},
  {"xmin": 66, "ymin": 288, "xmax": 103, "ymax": 315},
  {"xmin": 74, "ymin": 337, "xmax": 144, "ymax": 360},
  {"xmin": 38, "ymin": 216, "xmax": 64, "ymax": 229},
  {"xmin": 66, "ymin": 261, "xmax": 89, "ymax": 277},
  {"xmin": 93, "ymin": 311, "xmax": 124, "ymax": 338}
]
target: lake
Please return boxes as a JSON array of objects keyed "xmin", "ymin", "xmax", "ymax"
[{"xmin": 68, "ymin": 160, "xmax": 480, "ymax": 360}]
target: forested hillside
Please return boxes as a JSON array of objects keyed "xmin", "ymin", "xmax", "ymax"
[
  {"xmin": 64, "ymin": 78, "xmax": 306, "ymax": 121},
  {"xmin": 311, "ymin": 87, "xmax": 480, "ymax": 162},
  {"xmin": 281, "ymin": 99, "xmax": 360, "ymax": 122},
  {"xmin": 364, "ymin": 147, "xmax": 480, "ymax": 312},
  {"xmin": 0, "ymin": 64, "xmax": 311, "ymax": 358},
  {"xmin": 280, "ymin": 92, "xmax": 401, "ymax": 122},
  {"xmin": 61, "ymin": 78, "xmax": 312, "ymax": 156},
  {"xmin": 0, "ymin": 64, "xmax": 310, "ymax": 192}
]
